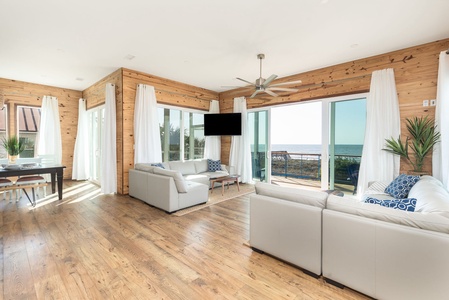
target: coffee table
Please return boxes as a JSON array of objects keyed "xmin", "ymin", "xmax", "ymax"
[{"xmin": 210, "ymin": 175, "xmax": 240, "ymax": 196}]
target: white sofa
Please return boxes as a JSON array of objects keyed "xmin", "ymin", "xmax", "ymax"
[
  {"xmin": 322, "ymin": 175, "xmax": 449, "ymax": 300},
  {"xmin": 250, "ymin": 176, "xmax": 449, "ymax": 300},
  {"xmin": 129, "ymin": 159, "xmax": 229, "ymax": 213},
  {"xmin": 250, "ymin": 182, "xmax": 329, "ymax": 276}
]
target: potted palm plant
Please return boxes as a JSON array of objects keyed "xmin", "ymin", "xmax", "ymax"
[
  {"xmin": 383, "ymin": 116, "xmax": 440, "ymax": 174},
  {"xmin": 1, "ymin": 135, "xmax": 25, "ymax": 164}
]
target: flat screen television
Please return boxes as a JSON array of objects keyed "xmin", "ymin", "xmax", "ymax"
[{"xmin": 204, "ymin": 113, "xmax": 242, "ymax": 136}]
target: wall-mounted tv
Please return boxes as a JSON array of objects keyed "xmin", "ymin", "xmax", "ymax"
[{"xmin": 204, "ymin": 113, "xmax": 242, "ymax": 136}]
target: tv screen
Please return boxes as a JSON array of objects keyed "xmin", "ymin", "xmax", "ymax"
[{"xmin": 204, "ymin": 113, "xmax": 242, "ymax": 136}]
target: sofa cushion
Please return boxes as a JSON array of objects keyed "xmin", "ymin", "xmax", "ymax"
[
  {"xmin": 150, "ymin": 163, "xmax": 165, "ymax": 169},
  {"xmin": 327, "ymin": 195, "xmax": 449, "ymax": 234},
  {"xmin": 255, "ymin": 182, "xmax": 328, "ymax": 209},
  {"xmin": 385, "ymin": 174, "xmax": 420, "ymax": 198},
  {"xmin": 169, "ymin": 161, "xmax": 196, "ymax": 175},
  {"xmin": 408, "ymin": 175, "xmax": 449, "ymax": 213},
  {"xmin": 153, "ymin": 168, "xmax": 188, "ymax": 193},
  {"xmin": 207, "ymin": 159, "xmax": 222, "ymax": 171},
  {"xmin": 135, "ymin": 163, "xmax": 157, "ymax": 173},
  {"xmin": 194, "ymin": 159, "xmax": 208, "ymax": 173},
  {"xmin": 365, "ymin": 197, "xmax": 417, "ymax": 212}
]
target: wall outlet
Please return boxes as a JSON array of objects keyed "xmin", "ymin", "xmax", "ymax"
[
  {"xmin": 423, "ymin": 100, "xmax": 429, "ymax": 107},
  {"xmin": 430, "ymin": 99, "xmax": 436, "ymax": 106}
]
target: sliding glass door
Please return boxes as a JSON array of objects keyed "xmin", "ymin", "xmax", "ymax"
[
  {"xmin": 322, "ymin": 95, "xmax": 367, "ymax": 193},
  {"xmin": 248, "ymin": 110, "xmax": 269, "ymax": 182}
]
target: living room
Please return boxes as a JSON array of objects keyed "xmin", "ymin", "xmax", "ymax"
[{"xmin": 1, "ymin": 1, "xmax": 449, "ymax": 299}]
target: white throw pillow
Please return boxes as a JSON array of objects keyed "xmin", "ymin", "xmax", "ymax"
[
  {"xmin": 153, "ymin": 168, "xmax": 188, "ymax": 193},
  {"xmin": 408, "ymin": 176, "xmax": 449, "ymax": 213},
  {"xmin": 134, "ymin": 163, "xmax": 157, "ymax": 173},
  {"xmin": 194, "ymin": 159, "xmax": 208, "ymax": 173}
]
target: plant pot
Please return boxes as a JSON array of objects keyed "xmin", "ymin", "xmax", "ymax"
[
  {"xmin": 407, "ymin": 170, "xmax": 430, "ymax": 176},
  {"xmin": 8, "ymin": 154, "xmax": 18, "ymax": 164}
]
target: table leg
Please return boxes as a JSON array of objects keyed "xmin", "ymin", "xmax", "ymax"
[
  {"xmin": 50, "ymin": 172, "xmax": 56, "ymax": 194},
  {"xmin": 221, "ymin": 181, "xmax": 225, "ymax": 196},
  {"xmin": 56, "ymin": 170, "xmax": 63, "ymax": 200},
  {"xmin": 236, "ymin": 178, "xmax": 240, "ymax": 191}
]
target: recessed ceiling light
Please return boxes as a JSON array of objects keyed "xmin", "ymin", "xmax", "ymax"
[
  {"xmin": 124, "ymin": 54, "xmax": 136, "ymax": 60},
  {"xmin": 350, "ymin": 44, "xmax": 359, "ymax": 48},
  {"xmin": 76, "ymin": 77, "xmax": 84, "ymax": 81},
  {"xmin": 321, "ymin": 0, "xmax": 329, "ymax": 4}
]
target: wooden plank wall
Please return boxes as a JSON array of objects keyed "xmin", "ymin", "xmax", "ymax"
[
  {"xmin": 82, "ymin": 69, "xmax": 123, "ymax": 192},
  {"xmin": 0, "ymin": 78, "xmax": 82, "ymax": 178},
  {"xmin": 219, "ymin": 39, "xmax": 449, "ymax": 173},
  {"xmin": 120, "ymin": 68, "xmax": 218, "ymax": 194}
]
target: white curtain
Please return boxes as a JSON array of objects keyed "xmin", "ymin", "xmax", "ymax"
[
  {"xmin": 72, "ymin": 98, "xmax": 90, "ymax": 180},
  {"xmin": 433, "ymin": 51, "xmax": 449, "ymax": 188},
  {"xmin": 134, "ymin": 84, "xmax": 162, "ymax": 164},
  {"xmin": 229, "ymin": 97, "xmax": 253, "ymax": 183},
  {"xmin": 101, "ymin": 83, "xmax": 117, "ymax": 194},
  {"xmin": 38, "ymin": 95, "xmax": 62, "ymax": 164},
  {"xmin": 357, "ymin": 68, "xmax": 400, "ymax": 197},
  {"xmin": 204, "ymin": 100, "xmax": 221, "ymax": 160}
]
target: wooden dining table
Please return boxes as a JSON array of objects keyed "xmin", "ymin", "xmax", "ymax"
[{"xmin": 0, "ymin": 164, "xmax": 66, "ymax": 200}]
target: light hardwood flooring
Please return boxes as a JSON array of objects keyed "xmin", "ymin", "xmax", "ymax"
[{"xmin": 1, "ymin": 180, "xmax": 370, "ymax": 300}]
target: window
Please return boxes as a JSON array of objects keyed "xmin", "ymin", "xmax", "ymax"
[
  {"xmin": 0, "ymin": 105, "xmax": 7, "ymax": 158},
  {"xmin": 158, "ymin": 107, "xmax": 205, "ymax": 162},
  {"xmin": 17, "ymin": 106, "xmax": 41, "ymax": 158}
]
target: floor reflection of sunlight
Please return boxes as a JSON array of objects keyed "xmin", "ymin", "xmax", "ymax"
[{"xmin": 27, "ymin": 181, "xmax": 101, "ymax": 209}]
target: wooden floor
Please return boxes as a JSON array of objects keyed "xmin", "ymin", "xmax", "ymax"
[{"xmin": 0, "ymin": 180, "xmax": 370, "ymax": 300}]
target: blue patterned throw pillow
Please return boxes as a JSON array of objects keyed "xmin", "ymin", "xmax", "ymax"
[
  {"xmin": 384, "ymin": 174, "xmax": 420, "ymax": 198},
  {"xmin": 365, "ymin": 197, "xmax": 417, "ymax": 212},
  {"xmin": 207, "ymin": 159, "xmax": 222, "ymax": 172},
  {"xmin": 150, "ymin": 163, "xmax": 165, "ymax": 169}
]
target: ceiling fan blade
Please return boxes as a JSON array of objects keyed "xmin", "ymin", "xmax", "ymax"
[
  {"xmin": 269, "ymin": 80, "xmax": 302, "ymax": 87},
  {"xmin": 221, "ymin": 85, "xmax": 254, "ymax": 90},
  {"xmin": 265, "ymin": 90, "xmax": 278, "ymax": 97},
  {"xmin": 236, "ymin": 77, "xmax": 256, "ymax": 86},
  {"xmin": 267, "ymin": 87, "xmax": 299, "ymax": 92},
  {"xmin": 250, "ymin": 90, "xmax": 261, "ymax": 98},
  {"xmin": 262, "ymin": 74, "xmax": 278, "ymax": 87}
]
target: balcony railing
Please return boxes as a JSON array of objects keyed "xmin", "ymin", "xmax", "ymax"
[{"xmin": 252, "ymin": 151, "xmax": 361, "ymax": 184}]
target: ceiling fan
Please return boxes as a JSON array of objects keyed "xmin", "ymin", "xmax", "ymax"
[{"xmin": 232, "ymin": 53, "xmax": 302, "ymax": 98}]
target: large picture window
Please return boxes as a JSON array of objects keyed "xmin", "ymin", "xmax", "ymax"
[
  {"xmin": 0, "ymin": 105, "xmax": 7, "ymax": 158},
  {"xmin": 158, "ymin": 107, "xmax": 205, "ymax": 162}
]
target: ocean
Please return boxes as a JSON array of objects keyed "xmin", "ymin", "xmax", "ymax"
[{"xmin": 269, "ymin": 144, "xmax": 363, "ymax": 156}]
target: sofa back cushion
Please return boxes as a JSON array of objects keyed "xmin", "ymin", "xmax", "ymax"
[
  {"xmin": 408, "ymin": 175, "xmax": 449, "ymax": 213},
  {"xmin": 194, "ymin": 159, "xmax": 208, "ymax": 173},
  {"xmin": 327, "ymin": 195, "xmax": 449, "ymax": 234},
  {"xmin": 255, "ymin": 182, "xmax": 328, "ymax": 209},
  {"xmin": 135, "ymin": 163, "xmax": 157, "ymax": 173},
  {"xmin": 153, "ymin": 168, "xmax": 188, "ymax": 193},
  {"xmin": 168, "ymin": 161, "xmax": 196, "ymax": 175}
]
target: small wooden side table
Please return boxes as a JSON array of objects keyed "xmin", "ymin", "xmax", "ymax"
[{"xmin": 210, "ymin": 175, "xmax": 240, "ymax": 196}]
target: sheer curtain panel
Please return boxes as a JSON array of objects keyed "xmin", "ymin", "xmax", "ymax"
[
  {"xmin": 229, "ymin": 97, "xmax": 253, "ymax": 183},
  {"xmin": 101, "ymin": 83, "xmax": 117, "ymax": 194},
  {"xmin": 357, "ymin": 68, "xmax": 400, "ymax": 196},
  {"xmin": 72, "ymin": 99, "xmax": 90, "ymax": 180},
  {"xmin": 204, "ymin": 100, "xmax": 221, "ymax": 160},
  {"xmin": 134, "ymin": 84, "xmax": 162, "ymax": 164},
  {"xmin": 433, "ymin": 51, "xmax": 449, "ymax": 188},
  {"xmin": 38, "ymin": 96, "xmax": 62, "ymax": 164}
]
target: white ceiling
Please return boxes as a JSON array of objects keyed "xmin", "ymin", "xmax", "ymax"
[{"xmin": 1, "ymin": 0, "xmax": 449, "ymax": 93}]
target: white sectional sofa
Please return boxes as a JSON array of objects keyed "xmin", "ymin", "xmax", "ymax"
[
  {"xmin": 250, "ymin": 176, "xmax": 449, "ymax": 300},
  {"xmin": 129, "ymin": 159, "xmax": 229, "ymax": 213},
  {"xmin": 250, "ymin": 182, "xmax": 329, "ymax": 276}
]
